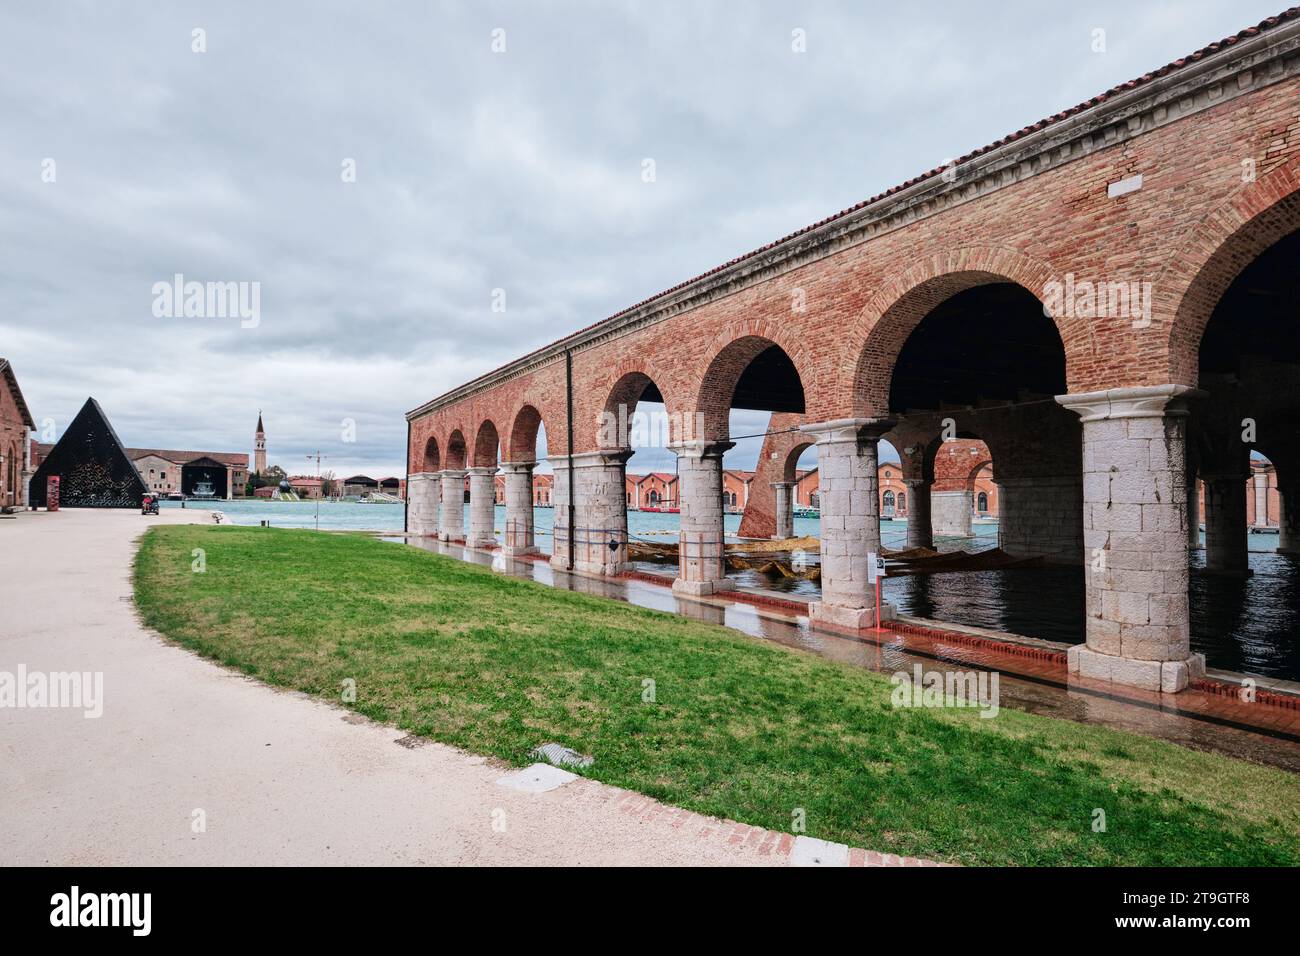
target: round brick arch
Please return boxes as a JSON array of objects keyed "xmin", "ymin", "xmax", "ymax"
[
  {"xmin": 444, "ymin": 429, "xmax": 468, "ymax": 470},
  {"xmin": 472, "ymin": 419, "xmax": 500, "ymax": 468},
  {"xmin": 506, "ymin": 403, "xmax": 547, "ymax": 462},
  {"xmin": 692, "ymin": 319, "xmax": 816, "ymax": 442},
  {"xmin": 1158, "ymin": 154, "xmax": 1300, "ymax": 387},
  {"xmin": 421, "ymin": 436, "xmax": 441, "ymax": 472},
  {"xmin": 594, "ymin": 355, "xmax": 684, "ymax": 448},
  {"xmin": 781, "ymin": 440, "xmax": 814, "ymax": 483},
  {"xmin": 843, "ymin": 246, "xmax": 1063, "ymax": 418}
]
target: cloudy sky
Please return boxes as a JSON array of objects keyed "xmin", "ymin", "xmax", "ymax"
[{"xmin": 0, "ymin": 0, "xmax": 1282, "ymax": 478}]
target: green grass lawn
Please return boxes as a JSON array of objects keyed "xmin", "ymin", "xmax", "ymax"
[{"xmin": 133, "ymin": 525, "xmax": 1300, "ymax": 866}]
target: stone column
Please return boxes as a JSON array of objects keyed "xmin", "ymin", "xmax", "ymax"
[
  {"xmin": 930, "ymin": 489, "xmax": 972, "ymax": 537},
  {"xmin": 466, "ymin": 467, "xmax": 498, "ymax": 548},
  {"xmin": 573, "ymin": 449, "xmax": 633, "ymax": 576},
  {"xmin": 1279, "ymin": 485, "xmax": 1300, "ymax": 554},
  {"xmin": 1202, "ymin": 472, "xmax": 1249, "ymax": 576},
  {"xmin": 548, "ymin": 451, "xmax": 631, "ymax": 574},
  {"xmin": 671, "ymin": 440, "xmax": 734, "ymax": 596},
  {"xmin": 500, "ymin": 461, "xmax": 537, "ymax": 556},
  {"xmin": 1252, "ymin": 471, "xmax": 1269, "ymax": 528},
  {"xmin": 438, "ymin": 469, "xmax": 466, "ymax": 542},
  {"xmin": 904, "ymin": 478, "xmax": 933, "ymax": 549},
  {"xmin": 1057, "ymin": 386, "xmax": 1205, "ymax": 693},
  {"xmin": 225, "ymin": 465, "xmax": 233, "ymax": 500},
  {"xmin": 405, "ymin": 472, "xmax": 441, "ymax": 537},
  {"xmin": 1187, "ymin": 472, "xmax": 1201, "ymax": 549},
  {"xmin": 800, "ymin": 419, "xmax": 895, "ymax": 629},
  {"xmin": 771, "ymin": 481, "xmax": 795, "ymax": 540},
  {"xmin": 548, "ymin": 456, "xmax": 572, "ymax": 570}
]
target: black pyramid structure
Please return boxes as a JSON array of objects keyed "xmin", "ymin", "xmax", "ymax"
[{"xmin": 30, "ymin": 398, "xmax": 147, "ymax": 508}]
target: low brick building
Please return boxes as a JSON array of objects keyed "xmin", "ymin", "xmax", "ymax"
[{"xmin": 0, "ymin": 359, "xmax": 35, "ymax": 508}]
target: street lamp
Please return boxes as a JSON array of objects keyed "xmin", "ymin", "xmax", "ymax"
[{"xmin": 305, "ymin": 451, "xmax": 327, "ymax": 531}]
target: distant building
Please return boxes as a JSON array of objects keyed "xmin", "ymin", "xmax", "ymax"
[
  {"xmin": 33, "ymin": 442, "xmax": 248, "ymax": 499},
  {"xmin": 634, "ymin": 472, "xmax": 677, "ymax": 509},
  {"xmin": 287, "ymin": 476, "xmax": 324, "ymax": 499},
  {"xmin": 342, "ymin": 475, "xmax": 379, "ymax": 496},
  {"xmin": 533, "ymin": 473, "xmax": 554, "ymax": 506},
  {"xmin": 722, "ymin": 469, "xmax": 754, "ymax": 512},
  {"xmin": 0, "ymin": 358, "xmax": 35, "ymax": 508}
]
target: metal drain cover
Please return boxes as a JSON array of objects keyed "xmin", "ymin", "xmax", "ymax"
[{"xmin": 531, "ymin": 742, "xmax": 593, "ymax": 769}]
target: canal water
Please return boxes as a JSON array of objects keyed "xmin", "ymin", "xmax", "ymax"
[{"xmin": 174, "ymin": 499, "xmax": 1299, "ymax": 682}]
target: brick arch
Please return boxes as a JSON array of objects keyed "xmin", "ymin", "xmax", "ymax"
[
  {"xmin": 1158, "ymin": 154, "xmax": 1300, "ymax": 387},
  {"xmin": 927, "ymin": 435, "xmax": 998, "ymax": 493},
  {"xmin": 781, "ymin": 440, "xmax": 814, "ymax": 483},
  {"xmin": 844, "ymin": 246, "xmax": 1062, "ymax": 418},
  {"xmin": 445, "ymin": 429, "xmax": 468, "ymax": 470},
  {"xmin": 595, "ymin": 356, "xmax": 683, "ymax": 448},
  {"xmin": 472, "ymin": 419, "xmax": 500, "ymax": 468},
  {"xmin": 421, "ymin": 436, "xmax": 441, "ymax": 472},
  {"xmin": 506, "ymin": 403, "xmax": 546, "ymax": 462},
  {"xmin": 693, "ymin": 320, "xmax": 814, "ymax": 442}
]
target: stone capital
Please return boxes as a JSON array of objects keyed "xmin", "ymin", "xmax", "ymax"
[
  {"xmin": 770, "ymin": 480, "xmax": 796, "ymax": 490},
  {"xmin": 799, "ymin": 417, "xmax": 895, "ymax": 445},
  {"xmin": 498, "ymin": 460, "xmax": 536, "ymax": 474},
  {"xmin": 902, "ymin": 476, "xmax": 930, "ymax": 489},
  {"xmin": 1055, "ymin": 385, "xmax": 1204, "ymax": 422},
  {"xmin": 466, "ymin": 466, "xmax": 498, "ymax": 478},
  {"xmin": 406, "ymin": 471, "xmax": 439, "ymax": 482},
  {"xmin": 547, "ymin": 448, "xmax": 633, "ymax": 471},
  {"xmin": 437, "ymin": 468, "xmax": 467, "ymax": 479},
  {"xmin": 667, "ymin": 439, "xmax": 735, "ymax": 460}
]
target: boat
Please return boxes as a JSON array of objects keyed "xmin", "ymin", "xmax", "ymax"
[{"xmin": 190, "ymin": 476, "xmax": 217, "ymax": 500}]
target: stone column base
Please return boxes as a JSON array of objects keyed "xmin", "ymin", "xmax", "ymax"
[
  {"xmin": 672, "ymin": 577, "xmax": 736, "ymax": 597},
  {"xmin": 503, "ymin": 545, "xmax": 540, "ymax": 558},
  {"xmin": 1067, "ymin": 645, "xmax": 1206, "ymax": 693},
  {"xmin": 809, "ymin": 600, "xmax": 895, "ymax": 630}
]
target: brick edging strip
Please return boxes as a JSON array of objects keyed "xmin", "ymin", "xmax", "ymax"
[{"xmin": 1191, "ymin": 678, "xmax": 1300, "ymax": 711}]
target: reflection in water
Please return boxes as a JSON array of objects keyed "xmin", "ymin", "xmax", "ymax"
[
  {"xmin": 1190, "ymin": 549, "xmax": 1300, "ymax": 681},
  {"xmin": 387, "ymin": 535, "xmax": 1300, "ymax": 771},
  {"xmin": 649, "ymin": 545, "xmax": 1300, "ymax": 682}
]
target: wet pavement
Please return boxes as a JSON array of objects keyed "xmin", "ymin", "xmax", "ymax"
[{"xmin": 389, "ymin": 536, "xmax": 1300, "ymax": 774}]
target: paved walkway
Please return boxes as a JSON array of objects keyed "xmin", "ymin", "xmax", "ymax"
[{"xmin": 0, "ymin": 509, "xmax": 938, "ymax": 866}]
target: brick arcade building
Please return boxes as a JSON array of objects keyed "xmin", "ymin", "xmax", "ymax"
[{"xmin": 406, "ymin": 12, "xmax": 1300, "ymax": 693}]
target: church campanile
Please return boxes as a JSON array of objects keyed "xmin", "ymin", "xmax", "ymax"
[{"xmin": 254, "ymin": 412, "xmax": 266, "ymax": 474}]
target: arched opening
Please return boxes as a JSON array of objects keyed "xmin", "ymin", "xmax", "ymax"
[
  {"xmin": 867, "ymin": 278, "xmax": 1083, "ymax": 644},
  {"xmin": 465, "ymin": 420, "xmax": 501, "ymax": 548},
  {"xmin": 422, "ymin": 437, "xmax": 440, "ymax": 473},
  {"xmin": 507, "ymin": 404, "xmax": 546, "ymax": 463},
  {"xmin": 472, "ymin": 420, "xmax": 500, "ymax": 469},
  {"xmin": 581, "ymin": 369, "xmax": 677, "ymax": 577},
  {"xmin": 692, "ymin": 337, "xmax": 808, "ymax": 590},
  {"xmin": 445, "ymin": 430, "xmax": 467, "ymax": 478},
  {"xmin": 1186, "ymin": 220, "xmax": 1300, "ymax": 682},
  {"xmin": 604, "ymin": 369, "xmax": 675, "ymax": 509}
]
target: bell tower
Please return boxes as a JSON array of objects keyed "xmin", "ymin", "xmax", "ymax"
[{"xmin": 254, "ymin": 411, "xmax": 266, "ymax": 474}]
